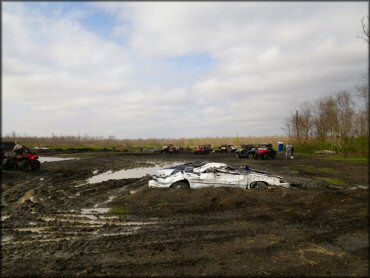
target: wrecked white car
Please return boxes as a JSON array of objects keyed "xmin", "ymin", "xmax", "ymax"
[{"xmin": 148, "ymin": 161, "xmax": 290, "ymax": 189}]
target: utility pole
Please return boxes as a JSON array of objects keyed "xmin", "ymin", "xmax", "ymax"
[{"xmin": 295, "ymin": 110, "xmax": 300, "ymax": 143}]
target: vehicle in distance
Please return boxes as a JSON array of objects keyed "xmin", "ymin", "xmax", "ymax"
[
  {"xmin": 2, "ymin": 149, "xmax": 41, "ymax": 171},
  {"xmin": 159, "ymin": 144, "xmax": 182, "ymax": 154},
  {"xmin": 234, "ymin": 144, "xmax": 258, "ymax": 159},
  {"xmin": 254, "ymin": 143, "xmax": 277, "ymax": 160},
  {"xmin": 194, "ymin": 145, "xmax": 212, "ymax": 155},
  {"xmin": 215, "ymin": 144, "xmax": 236, "ymax": 153},
  {"xmin": 148, "ymin": 161, "xmax": 290, "ymax": 189}
]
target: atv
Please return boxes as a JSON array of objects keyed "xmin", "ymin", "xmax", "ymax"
[
  {"xmin": 234, "ymin": 144, "xmax": 258, "ymax": 159},
  {"xmin": 194, "ymin": 145, "xmax": 212, "ymax": 155},
  {"xmin": 2, "ymin": 149, "xmax": 41, "ymax": 171},
  {"xmin": 215, "ymin": 144, "xmax": 236, "ymax": 153},
  {"xmin": 160, "ymin": 144, "xmax": 182, "ymax": 154},
  {"xmin": 160, "ymin": 144, "xmax": 174, "ymax": 154},
  {"xmin": 254, "ymin": 143, "xmax": 276, "ymax": 160}
]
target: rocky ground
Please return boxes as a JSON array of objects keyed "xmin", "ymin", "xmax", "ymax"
[{"xmin": 1, "ymin": 151, "xmax": 368, "ymax": 277}]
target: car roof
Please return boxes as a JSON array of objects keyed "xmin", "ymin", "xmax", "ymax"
[{"xmin": 198, "ymin": 162, "xmax": 227, "ymax": 170}]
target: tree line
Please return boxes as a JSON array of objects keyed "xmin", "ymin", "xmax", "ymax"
[{"xmin": 284, "ymin": 85, "xmax": 368, "ymax": 153}]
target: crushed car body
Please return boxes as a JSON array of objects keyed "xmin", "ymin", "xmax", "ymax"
[{"xmin": 148, "ymin": 161, "xmax": 290, "ymax": 189}]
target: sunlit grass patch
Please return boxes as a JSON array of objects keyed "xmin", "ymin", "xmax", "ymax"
[
  {"xmin": 107, "ymin": 207, "xmax": 129, "ymax": 215},
  {"xmin": 323, "ymin": 156, "xmax": 368, "ymax": 162},
  {"xmin": 120, "ymin": 192, "xmax": 132, "ymax": 200},
  {"xmin": 107, "ymin": 192, "xmax": 134, "ymax": 215},
  {"xmin": 318, "ymin": 177, "xmax": 346, "ymax": 186}
]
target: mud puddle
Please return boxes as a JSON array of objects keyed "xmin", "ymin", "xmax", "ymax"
[
  {"xmin": 87, "ymin": 161, "xmax": 185, "ymax": 184},
  {"xmin": 15, "ymin": 227, "xmax": 49, "ymax": 233},
  {"xmin": 39, "ymin": 157, "xmax": 77, "ymax": 163},
  {"xmin": 40, "ymin": 214, "xmax": 156, "ymax": 226},
  {"xmin": 81, "ymin": 208, "xmax": 111, "ymax": 214},
  {"xmin": 1, "ymin": 235, "xmax": 13, "ymax": 243},
  {"xmin": 1, "ymin": 215, "xmax": 11, "ymax": 221},
  {"xmin": 93, "ymin": 196, "xmax": 115, "ymax": 207}
]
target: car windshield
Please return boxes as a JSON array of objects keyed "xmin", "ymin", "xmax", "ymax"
[{"xmin": 171, "ymin": 161, "xmax": 207, "ymax": 174}]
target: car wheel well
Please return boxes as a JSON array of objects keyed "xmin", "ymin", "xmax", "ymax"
[
  {"xmin": 248, "ymin": 181, "xmax": 269, "ymax": 189},
  {"xmin": 170, "ymin": 180, "xmax": 190, "ymax": 189}
]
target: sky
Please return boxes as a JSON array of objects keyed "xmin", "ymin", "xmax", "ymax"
[{"xmin": 2, "ymin": 2, "xmax": 368, "ymax": 139}]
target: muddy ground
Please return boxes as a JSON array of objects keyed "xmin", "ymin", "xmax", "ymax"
[{"xmin": 1, "ymin": 151, "xmax": 368, "ymax": 277}]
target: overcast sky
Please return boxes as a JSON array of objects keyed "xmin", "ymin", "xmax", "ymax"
[{"xmin": 2, "ymin": 2, "xmax": 368, "ymax": 139}]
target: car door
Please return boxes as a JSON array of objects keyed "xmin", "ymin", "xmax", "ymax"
[
  {"xmin": 187, "ymin": 167, "xmax": 216, "ymax": 189},
  {"xmin": 214, "ymin": 168, "xmax": 245, "ymax": 188}
]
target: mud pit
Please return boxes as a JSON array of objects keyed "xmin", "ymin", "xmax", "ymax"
[{"xmin": 1, "ymin": 152, "xmax": 368, "ymax": 277}]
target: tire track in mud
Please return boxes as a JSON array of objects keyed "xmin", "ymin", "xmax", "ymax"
[
  {"xmin": 2, "ymin": 176, "xmax": 153, "ymax": 248},
  {"xmin": 2, "ymin": 156, "xmax": 154, "ymax": 256},
  {"xmin": 1, "ymin": 152, "xmax": 368, "ymax": 277}
]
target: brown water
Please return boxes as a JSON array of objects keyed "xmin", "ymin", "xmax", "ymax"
[
  {"xmin": 39, "ymin": 157, "xmax": 77, "ymax": 163},
  {"xmin": 87, "ymin": 161, "xmax": 185, "ymax": 184}
]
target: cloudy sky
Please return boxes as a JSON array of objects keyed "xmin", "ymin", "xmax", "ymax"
[{"xmin": 2, "ymin": 2, "xmax": 367, "ymax": 138}]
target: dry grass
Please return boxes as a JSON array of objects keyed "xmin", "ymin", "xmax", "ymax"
[{"xmin": 2, "ymin": 135, "xmax": 288, "ymax": 149}]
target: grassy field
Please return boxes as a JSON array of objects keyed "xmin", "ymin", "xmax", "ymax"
[
  {"xmin": 323, "ymin": 155, "xmax": 369, "ymax": 162},
  {"xmin": 2, "ymin": 135, "xmax": 368, "ymax": 157},
  {"xmin": 2, "ymin": 135, "xmax": 288, "ymax": 150}
]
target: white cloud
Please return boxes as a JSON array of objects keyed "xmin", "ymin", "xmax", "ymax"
[{"xmin": 2, "ymin": 2, "xmax": 368, "ymax": 138}]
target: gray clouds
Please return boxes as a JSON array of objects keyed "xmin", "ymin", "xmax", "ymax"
[{"xmin": 2, "ymin": 2, "xmax": 367, "ymax": 138}]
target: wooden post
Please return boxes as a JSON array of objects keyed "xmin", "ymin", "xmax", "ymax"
[{"xmin": 295, "ymin": 110, "xmax": 300, "ymax": 143}]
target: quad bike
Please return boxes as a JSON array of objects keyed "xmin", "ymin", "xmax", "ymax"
[
  {"xmin": 194, "ymin": 145, "xmax": 212, "ymax": 155},
  {"xmin": 234, "ymin": 144, "xmax": 258, "ymax": 159},
  {"xmin": 215, "ymin": 144, "xmax": 236, "ymax": 153},
  {"xmin": 159, "ymin": 144, "xmax": 182, "ymax": 154},
  {"xmin": 254, "ymin": 144, "xmax": 276, "ymax": 160},
  {"xmin": 159, "ymin": 145, "xmax": 173, "ymax": 154},
  {"xmin": 215, "ymin": 145, "xmax": 228, "ymax": 153},
  {"xmin": 2, "ymin": 150, "xmax": 41, "ymax": 171}
]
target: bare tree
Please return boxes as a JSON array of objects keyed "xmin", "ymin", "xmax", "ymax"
[
  {"xmin": 284, "ymin": 89, "xmax": 368, "ymax": 148},
  {"xmin": 284, "ymin": 113, "xmax": 295, "ymax": 140},
  {"xmin": 335, "ymin": 91, "xmax": 356, "ymax": 148},
  {"xmin": 298, "ymin": 102, "xmax": 313, "ymax": 143},
  {"xmin": 358, "ymin": 16, "xmax": 369, "ymax": 42},
  {"xmin": 356, "ymin": 84, "xmax": 369, "ymax": 112},
  {"xmin": 312, "ymin": 96, "xmax": 339, "ymax": 147},
  {"xmin": 284, "ymin": 102, "xmax": 314, "ymax": 143},
  {"xmin": 355, "ymin": 84, "xmax": 369, "ymax": 137}
]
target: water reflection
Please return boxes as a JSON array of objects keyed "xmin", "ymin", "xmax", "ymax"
[
  {"xmin": 39, "ymin": 157, "xmax": 77, "ymax": 163},
  {"xmin": 88, "ymin": 161, "xmax": 184, "ymax": 184}
]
